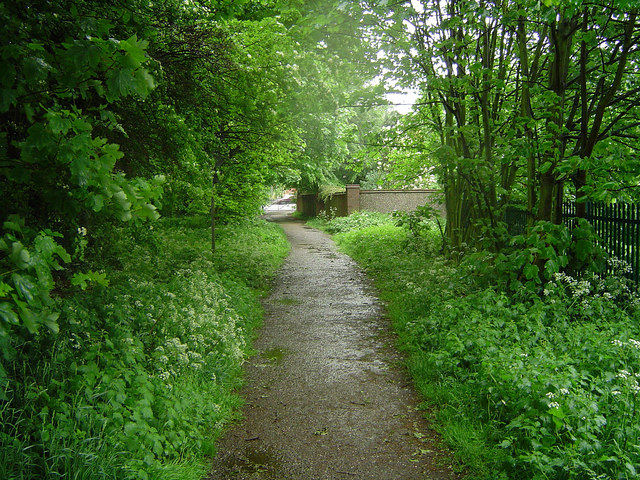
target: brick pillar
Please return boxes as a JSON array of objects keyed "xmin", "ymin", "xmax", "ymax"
[{"xmin": 346, "ymin": 184, "xmax": 360, "ymax": 214}]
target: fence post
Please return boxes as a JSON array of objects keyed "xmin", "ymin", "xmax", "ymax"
[{"xmin": 346, "ymin": 184, "xmax": 360, "ymax": 215}]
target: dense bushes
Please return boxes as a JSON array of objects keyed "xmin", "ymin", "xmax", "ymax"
[
  {"xmin": 307, "ymin": 210, "xmax": 392, "ymax": 234},
  {"xmin": 0, "ymin": 217, "xmax": 289, "ymax": 480},
  {"xmin": 327, "ymin": 213, "xmax": 640, "ymax": 480}
]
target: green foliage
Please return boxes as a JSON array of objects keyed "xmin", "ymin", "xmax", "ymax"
[
  {"xmin": 333, "ymin": 218, "xmax": 640, "ymax": 479},
  {"xmin": 378, "ymin": 0, "xmax": 640, "ymax": 248},
  {"xmin": 481, "ymin": 219, "xmax": 608, "ymax": 293},
  {"xmin": 0, "ymin": 216, "xmax": 70, "ymax": 340},
  {"xmin": 0, "ymin": 1, "xmax": 163, "ymax": 225},
  {"xmin": 309, "ymin": 210, "xmax": 393, "ymax": 235},
  {"xmin": 0, "ymin": 217, "xmax": 289, "ymax": 479},
  {"xmin": 393, "ymin": 204, "xmax": 442, "ymax": 239}
]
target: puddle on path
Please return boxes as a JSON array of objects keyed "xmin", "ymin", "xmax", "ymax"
[
  {"xmin": 260, "ymin": 347, "xmax": 289, "ymax": 365},
  {"xmin": 275, "ymin": 297, "xmax": 301, "ymax": 306},
  {"xmin": 217, "ymin": 446, "xmax": 282, "ymax": 476}
]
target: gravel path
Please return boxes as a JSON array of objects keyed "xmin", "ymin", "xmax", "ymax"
[{"xmin": 208, "ymin": 211, "xmax": 462, "ymax": 480}]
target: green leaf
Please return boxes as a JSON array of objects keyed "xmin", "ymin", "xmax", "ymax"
[
  {"xmin": 113, "ymin": 190, "xmax": 131, "ymax": 210},
  {"xmin": 46, "ymin": 110, "xmax": 72, "ymax": 135},
  {"xmin": 15, "ymin": 301, "xmax": 38, "ymax": 333},
  {"xmin": 71, "ymin": 271, "xmax": 109, "ymax": 290},
  {"xmin": 138, "ymin": 203, "xmax": 160, "ymax": 220},
  {"xmin": 523, "ymin": 263, "xmax": 539, "ymax": 281},
  {"xmin": 43, "ymin": 312, "xmax": 59, "ymax": 334},
  {"xmin": 91, "ymin": 194, "xmax": 105, "ymax": 212},
  {"xmin": 10, "ymin": 242, "xmax": 30, "ymax": 269},
  {"xmin": 0, "ymin": 62, "xmax": 16, "ymax": 88},
  {"xmin": 544, "ymin": 258, "xmax": 559, "ymax": 278},
  {"xmin": 35, "ymin": 233, "xmax": 71, "ymax": 265},
  {"xmin": 574, "ymin": 239, "xmax": 592, "ymax": 262},
  {"xmin": 0, "ymin": 282, "xmax": 12, "ymax": 297},
  {"xmin": 539, "ymin": 161, "xmax": 553, "ymax": 174},
  {"xmin": 133, "ymin": 69, "xmax": 155, "ymax": 96},
  {"xmin": 107, "ymin": 69, "xmax": 136, "ymax": 98},
  {"xmin": 0, "ymin": 302, "xmax": 19, "ymax": 326},
  {"xmin": 12, "ymin": 273, "xmax": 37, "ymax": 303},
  {"xmin": 3, "ymin": 220, "xmax": 22, "ymax": 234},
  {"xmin": 0, "ymin": 89, "xmax": 17, "ymax": 112},
  {"xmin": 626, "ymin": 463, "xmax": 637, "ymax": 476},
  {"xmin": 119, "ymin": 35, "xmax": 149, "ymax": 68}
]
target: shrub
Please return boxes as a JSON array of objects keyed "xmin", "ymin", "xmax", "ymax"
[
  {"xmin": 0, "ymin": 216, "xmax": 289, "ymax": 479},
  {"xmin": 333, "ymin": 219, "xmax": 640, "ymax": 480},
  {"xmin": 309, "ymin": 210, "xmax": 393, "ymax": 234}
]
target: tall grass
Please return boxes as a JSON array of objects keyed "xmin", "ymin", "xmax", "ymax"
[
  {"xmin": 328, "ymin": 213, "xmax": 640, "ymax": 480},
  {"xmin": 0, "ymin": 216, "xmax": 289, "ymax": 480}
]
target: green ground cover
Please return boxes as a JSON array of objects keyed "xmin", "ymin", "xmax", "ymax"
[
  {"xmin": 315, "ymin": 212, "xmax": 640, "ymax": 480},
  {"xmin": 0, "ymin": 216, "xmax": 289, "ymax": 480}
]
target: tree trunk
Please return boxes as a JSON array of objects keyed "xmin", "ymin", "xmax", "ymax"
[
  {"xmin": 538, "ymin": 172, "xmax": 555, "ymax": 222},
  {"xmin": 211, "ymin": 172, "xmax": 219, "ymax": 254},
  {"xmin": 516, "ymin": 16, "xmax": 541, "ymax": 227},
  {"xmin": 553, "ymin": 179, "xmax": 564, "ymax": 225},
  {"xmin": 573, "ymin": 169, "xmax": 587, "ymax": 218},
  {"xmin": 211, "ymin": 186, "xmax": 216, "ymax": 254},
  {"xmin": 537, "ymin": 17, "xmax": 575, "ymax": 223}
]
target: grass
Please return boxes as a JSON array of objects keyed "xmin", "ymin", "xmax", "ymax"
[
  {"xmin": 320, "ymin": 212, "xmax": 640, "ymax": 480},
  {"xmin": 0, "ymin": 215, "xmax": 289, "ymax": 480}
]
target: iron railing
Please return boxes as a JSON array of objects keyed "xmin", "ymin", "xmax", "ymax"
[{"xmin": 505, "ymin": 202, "xmax": 640, "ymax": 283}]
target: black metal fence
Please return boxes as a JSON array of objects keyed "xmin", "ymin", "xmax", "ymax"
[{"xmin": 505, "ymin": 202, "xmax": 640, "ymax": 283}]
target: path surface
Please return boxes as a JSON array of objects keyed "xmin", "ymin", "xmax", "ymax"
[{"xmin": 208, "ymin": 211, "xmax": 461, "ymax": 480}]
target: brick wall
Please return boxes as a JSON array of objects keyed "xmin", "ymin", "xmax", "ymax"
[{"xmin": 296, "ymin": 185, "xmax": 445, "ymax": 218}]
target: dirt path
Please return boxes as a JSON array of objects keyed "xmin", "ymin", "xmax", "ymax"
[{"xmin": 208, "ymin": 212, "xmax": 462, "ymax": 480}]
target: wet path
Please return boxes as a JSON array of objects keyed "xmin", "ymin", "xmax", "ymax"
[{"xmin": 208, "ymin": 212, "xmax": 461, "ymax": 480}]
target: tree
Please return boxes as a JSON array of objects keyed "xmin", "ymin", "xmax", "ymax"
[
  {"xmin": 0, "ymin": 0, "xmax": 163, "ymax": 337},
  {"xmin": 381, "ymin": 0, "xmax": 640, "ymax": 251}
]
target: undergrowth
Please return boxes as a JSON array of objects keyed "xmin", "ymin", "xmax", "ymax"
[
  {"xmin": 307, "ymin": 210, "xmax": 392, "ymax": 234},
  {"xmin": 0, "ymin": 216, "xmax": 289, "ymax": 480},
  {"xmin": 325, "ymin": 212, "xmax": 640, "ymax": 480}
]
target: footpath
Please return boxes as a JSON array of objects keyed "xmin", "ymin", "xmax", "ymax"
[{"xmin": 208, "ymin": 210, "xmax": 462, "ymax": 479}]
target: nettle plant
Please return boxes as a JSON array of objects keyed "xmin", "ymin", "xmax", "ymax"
[
  {"xmin": 393, "ymin": 203, "xmax": 442, "ymax": 238},
  {"xmin": 493, "ymin": 219, "xmax": 607, "ymax": 293}
]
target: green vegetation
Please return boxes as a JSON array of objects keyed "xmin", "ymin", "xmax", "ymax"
[
  {"xmin": 322, "ymin": 212, "xmax": 640, "ymax": 480},
  {"xmin": 307, "ymin": 210, "xmax": 392, "ymax": 234},
  {"xmin": 0, "ymin": 217, "xmax": 288, "ymax": 479},
  {"xmin": 2, "ymin": 0, "xmax": 640, "ymax": 478},
  {"xmin": 368, "ymin": 0, "xmax": 640, "ymax": 251},
  {"xmin": 0, "ymin": 1, "xmax": 383, "ymax": 475}
]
